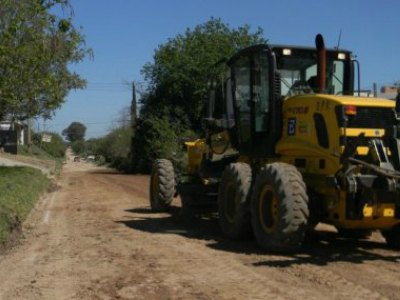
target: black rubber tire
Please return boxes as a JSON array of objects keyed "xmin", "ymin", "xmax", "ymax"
[
  {"xmin": 149, "ymin": 159, "xmax": 175, "ymax": 212},
  {"xmin": 381, "ymin": 225, "xmax": 400, "ymax": 249},
  {"xmin": 337, "ymin": 228, "xmax": 372, "ymax": 240},
  {"xmin": 218, "ymin": 163, "xmax": 252, "ymax": 239},
  {"xmin": 251, "ymin": 162, "xmax": 309, "ymax": 252}
]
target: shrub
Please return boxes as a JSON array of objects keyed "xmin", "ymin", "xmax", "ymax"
[
  {"xmin": 71, "ymin": 140, "xmax": 86, "ymax": 155},
  {"xmin": 130, "ymin": 116, "xmax": 183, "ymax": 173},
  {"xmin": 32, "ymin": 132, "xmax": 66, "ymax": 159}
]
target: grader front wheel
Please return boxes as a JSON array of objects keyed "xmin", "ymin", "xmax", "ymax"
[
  {"xmin": 251, "ymin": 162, "xmax": 309, "ymax": 252},
  {"xmin": 149, "ymin": 159, "xmax": 175, "ymax": 212},
  {"xmin": 218, "ymin": 163, "xmax": 252, "ymax": 239}
]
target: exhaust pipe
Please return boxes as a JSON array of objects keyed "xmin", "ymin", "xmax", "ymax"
[{"xmin": 315, "ymin": 34, "xmax": 326, "ymax": 93}]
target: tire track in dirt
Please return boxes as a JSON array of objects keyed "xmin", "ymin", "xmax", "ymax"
[
  {"xmin": 283, "ymin": 263, "xmax": 386, "ymax": 300},
  {"xmin": 101, "ymin": 169, "xmax": 400, "ymax": 299},
  {"xmin": 85, "ymin": 167, "xmax": 400, "ymax": 300},
  {"xmin": 153, "ymin": 253, "xmax": 289, "ymax": 299},
  {"xmin": 0, "ymin": 203, "xmax": 67, "ymax": 299},
  {"xmin": 2, "ymin": 160, "xmax": 400, "ymax": 299}
]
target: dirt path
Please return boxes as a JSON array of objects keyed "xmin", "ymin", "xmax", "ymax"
[{"xmin": 1, "ymin": 159, "xmax": 400, "ymax": 299}]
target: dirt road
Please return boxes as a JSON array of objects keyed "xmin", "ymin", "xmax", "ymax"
[{"xmin": 0, "ymin": 159, "xmax": 400, "ymax": 299}]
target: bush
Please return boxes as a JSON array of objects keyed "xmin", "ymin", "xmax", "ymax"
[
  {"xmin": 104, "ymin": 126, "xmax": 132, "ymax": 162},
  {"xmin": 32, "ymin": 132, "xmax": 66, "ymax": 159},
  {"xmin": 71, "ymin": 140, "xmax": 86, "ymax": 155},
  {"xmin": 130, "ymin": 116, "xmax": 185, "ymax": 173},
  {"xmin": 84, "ymin": 126, "xmax": 133, "ymax": 171}
]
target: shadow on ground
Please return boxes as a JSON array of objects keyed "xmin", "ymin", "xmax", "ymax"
[
  {"xmin": 116, "ymin": 205, "xmax": 400, "ymax": 267},
  {"xmin": 119, "ymin": 206, "xmax": 223, "ymax": 242}
]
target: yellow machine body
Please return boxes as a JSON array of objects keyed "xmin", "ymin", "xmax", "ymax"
[
  {"xmin": 185, "ymin": 93, "xmax": 399, "ymax": 230},
  {"xmin": 275, "ymin": 94, "xmax": 397, "ymax": 229}
]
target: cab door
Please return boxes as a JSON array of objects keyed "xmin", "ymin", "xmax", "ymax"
[
  {"xmin": 232, "ymin": 50, "xmax": 272, "ymax": 155},
  {"xmin": 233, "ymin": 55, "xmax": 252, "ymax": 153}
]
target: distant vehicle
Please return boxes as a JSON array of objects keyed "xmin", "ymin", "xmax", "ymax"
[
  {"xmin": 87, "ymin": 155, "xmax": 95, "ymax": 161},
  {"xmin": 73, "ymin": 156, "xmax": 80, "ymax": 162}
]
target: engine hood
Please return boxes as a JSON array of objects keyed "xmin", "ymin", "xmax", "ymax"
[{"xmin": 285, "ymin": 94, "xmax": 395, "ymax": 108}]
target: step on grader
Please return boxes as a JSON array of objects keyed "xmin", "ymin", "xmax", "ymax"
[{"xmin": 149, "ymin": 34, "xmax": 400, "ymax": 252}]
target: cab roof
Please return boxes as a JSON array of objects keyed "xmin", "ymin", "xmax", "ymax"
[{"xmin": 227, "ymin": 43, "xmax": 351, "ymax": 66}]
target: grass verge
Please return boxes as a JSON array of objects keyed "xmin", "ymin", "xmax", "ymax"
[
  {"xmin": 18, "ymin": 145, "xmax": 55, "ymax": 160},
  {"xmin": 18, "ymin": 145, "xmax": 64, "ymax": 175},
  {"xmin": 0, "ymin": 167, "xmax": 50, "ymax": 245}
]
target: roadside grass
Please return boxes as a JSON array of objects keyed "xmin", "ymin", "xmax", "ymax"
[
  {"xmin": 18, "ymin": 145, "xmax": 55, "ymax": 160},
  {"xmin": 18, "ymin": 145, "xmax": 64, "ymax": 175},
  {"xmin": 0, "ymin": 167, "xmax": 50, "ymax": 245}
]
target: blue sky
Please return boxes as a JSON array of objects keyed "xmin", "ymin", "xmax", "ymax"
[{"xmin": 43, "ymin": 0, "xmax": 400, "ymax": 138}]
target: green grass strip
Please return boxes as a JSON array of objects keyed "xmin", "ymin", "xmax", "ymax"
[{"xmin": 0, "ymin": 167, "xmax": 50, "ymax": 244}]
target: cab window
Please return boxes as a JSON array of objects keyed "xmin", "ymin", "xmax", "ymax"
[
  {"xmin": 234, "ymin": 56, "xmax": 251, "ymax": 148},
  {"xmin": 253, "ymin": 53, "xmax": 270, "ymax": 132}
]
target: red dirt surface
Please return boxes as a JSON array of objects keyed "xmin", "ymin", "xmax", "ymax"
[{"xmin": 0, "ymin": 157, "xmax": 399, "ymax": 299}]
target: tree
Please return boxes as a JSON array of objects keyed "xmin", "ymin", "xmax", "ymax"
[
  {"xmin": 62, "ymin": 121, "xmax": 86, "ymax": 142},
  {"xmin": 130, "ymin": 18, "xmax": 266, "ymax": 173},
  {"xmin": 0, "ymin": 0, "xmax": 91, "ymax": 121},
  {"xmin": 140, "ymin": 18, "xmax": 266, "ymax": 132}
]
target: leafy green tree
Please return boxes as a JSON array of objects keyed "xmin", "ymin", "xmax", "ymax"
[
  {"xmin": 0, "ymin": 0, "xmax": 90, "ymax": 120},
  {"xmin": 62, "ymin": 121, "xmax": 86, "ymax": 142},
  {"xmin": 140, "ymin": 18, "xmax": 266, "ymax": 131},
  {"xmin": 130, "ymin": 18, "xmax": 266, "ymax": 172}
]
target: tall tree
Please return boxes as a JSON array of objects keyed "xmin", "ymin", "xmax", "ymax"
[
  {"xmin": 62, "ymin": 121, "xmax": 86, "ymax": 142},
  {"xmin": 130, "ymin": 18, "xmax": 266, "ymax": 172},
  {"xmin": 140, "ymin": 18, "xmax": 266, "ymax": 132},
  {"xmin": 0, "ymin": 0, "xmax": 90, "ymax": 121}
]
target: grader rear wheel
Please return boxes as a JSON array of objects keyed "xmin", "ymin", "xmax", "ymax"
[
  {"xmin": 218, "ymin": 163, "xmax": 252, "ymax": 239},
  {"xmin": 149, "ymin": 159, "xmax": 175, "ymax": 212},
  {"xmin": 251, "ymin": 162, "xmax": 309, "ymax": 252}
]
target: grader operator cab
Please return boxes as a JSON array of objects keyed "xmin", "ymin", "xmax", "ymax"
[{"xmin": 150, "ymin": 34, "xmax": 400, "ymax": 252}]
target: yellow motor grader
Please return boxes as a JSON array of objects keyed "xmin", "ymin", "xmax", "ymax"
[{"xmin": 149, "ymin": 34, "xmax": 400, "ymax": 252}]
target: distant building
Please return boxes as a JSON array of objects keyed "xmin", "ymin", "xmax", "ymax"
[
  {"xmin": 381, "ymin": 86, "xmax": 398, "ymax": 94},
  {"xmin": 354, "ymin": 90, "xmax": 374, "ymax": 97},
  {"xmin": 0, "ymin": 119, "xmax": 27, "ymax": 154},
  {"xmin": 379, "ymin": 85, "xmax": 398, "ymax": 100}
]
